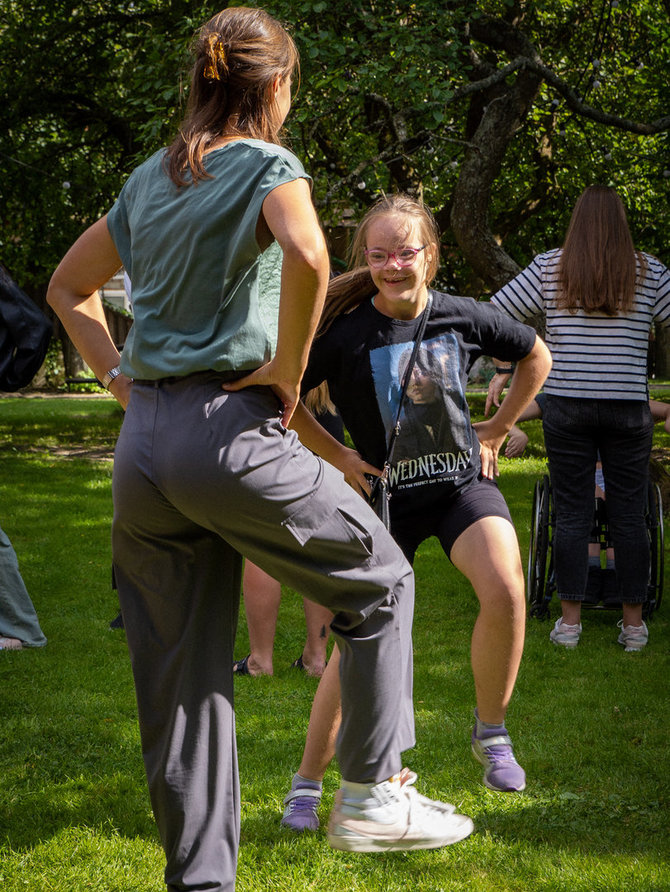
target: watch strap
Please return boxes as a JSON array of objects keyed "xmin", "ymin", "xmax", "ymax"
[{"xmin": 101, "ymin": 365, "xmax": 122, "ymax": 389}]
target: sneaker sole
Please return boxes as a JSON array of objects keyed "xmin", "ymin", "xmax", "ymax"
[
  {"xmin": 482, "ymin": 776, "xmax": 526, "ymax": 793},
  {"xmin": 281, "ymin": 818, "xmax": 320, "ymax": 832},
  {"xmin": 550, "ymin": 636, "xmax": 579, "ymax": 648},
  {"xmin": 327, "ymin": 816, "xmax": 474, "ymax": 852}
]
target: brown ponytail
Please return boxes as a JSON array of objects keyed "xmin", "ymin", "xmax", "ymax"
[
  {"xmin": 164, "ymin": 7, "xmax": 298, "ymax": 188},
  {"xmin": 316, "ymin": 268, "xmax": 377, "ymax": 337}
]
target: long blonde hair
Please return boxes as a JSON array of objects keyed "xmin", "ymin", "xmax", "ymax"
[
  {"xmin": 164, "ymin": 7, "xmax": 299, "ymax": 187},
  {"xmin": 558, "ymin": 185, "xmax": 646, "ymax": 315},
  {"xmin": 317, "ymin": 194, "xmax": 440, "ymax": 336}
]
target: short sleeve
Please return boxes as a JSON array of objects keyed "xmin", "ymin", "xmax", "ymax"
[
  {"xmin": 106, "ymin": 175, "xmax": 134, "ymax": 273},
  {"xmin": 491, "ymin": 254, "xmax": 549, "ymax": 322},
  {"xmin": 652, "ymin": 259, "xmax": 670, "ymax": 328}
]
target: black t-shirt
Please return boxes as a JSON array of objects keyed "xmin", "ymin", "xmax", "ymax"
[{"xmin": 302, "ymin": 290, "xmax": 536, "ymax": 511}]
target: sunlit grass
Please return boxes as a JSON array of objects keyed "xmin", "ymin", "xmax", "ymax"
[{"xmin": 0, "ymin": 396, "xmax": 668, "ymax": 891}]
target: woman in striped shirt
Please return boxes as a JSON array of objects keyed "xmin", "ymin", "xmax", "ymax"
[{"xmin": 489, "ymin": 185, "xmax": 670, "ymax": 651}]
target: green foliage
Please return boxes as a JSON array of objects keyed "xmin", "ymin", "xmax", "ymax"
[
  {"xmin": 0, "ymin": 1, "xmax": 199, "ymax": 286},
  {"xmin": 1, "ymin": 1, "xmax": 669, "ymax": 292},
  {"xmin": 40, "ymin": 338, "xmax": 65, "ymax": 390}
]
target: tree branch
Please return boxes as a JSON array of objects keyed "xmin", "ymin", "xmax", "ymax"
[{"xmin": 524, "ymin": 57, "xmax": 670, "ymax": 134}]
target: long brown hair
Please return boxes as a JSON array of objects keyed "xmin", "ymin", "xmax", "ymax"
[
  {"xmin": 164, "ymin": 7, "xmax": 299, "ymax": 187},
  {"xmin": 558, "ymin": 185, "xmax": 646, "ymax": 315},
  {"xmin": 317, "ymin": 194, "xmax": 440, "ymax": 336}
]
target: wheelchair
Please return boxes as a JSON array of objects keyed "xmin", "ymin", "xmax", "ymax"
[{"xmin": 527, "ymin": 473, "xmax": 664, "ymax": 620}]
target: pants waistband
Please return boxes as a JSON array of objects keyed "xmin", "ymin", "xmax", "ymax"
[{"xmin": 134, "ymin": 370, "xmax": 249, "ymax": 387}]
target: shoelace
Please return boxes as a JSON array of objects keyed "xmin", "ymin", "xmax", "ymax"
[
  {"xmin": 286, "ymin": 794, "xmax": 319, "ymax": 815},
  {"xmin": 617, "ymin": 620, "xmax": 646, "ymax": 637},
  {"xmin": 397, "ymin": 768, "xmax": 456, "ymax": 817},
  {"xmin": 478, "ymin": 739, "xmax": 517, "ymax": 767}
]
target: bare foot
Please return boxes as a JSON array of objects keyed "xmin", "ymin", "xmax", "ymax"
[{"xmin": 0, "ymin": 637, "xmax": 23, "ymax": 650}]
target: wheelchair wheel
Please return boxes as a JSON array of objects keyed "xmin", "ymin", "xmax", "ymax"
[
  {"xmin": 527, "ymin": 474, "xmax": 552, "ymax": 618},
  {"xmin": 644, "ymin": 480, "xmax": 664, "ymax": 617}
]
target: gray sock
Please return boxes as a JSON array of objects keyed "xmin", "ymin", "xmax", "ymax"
[
  {"xmin": 292, "ymin": 772, "xmax": 322, "ymax": 793},
  {"xmin": 474, "ymin": 708, "xmax": 507, "ymax": 738}
]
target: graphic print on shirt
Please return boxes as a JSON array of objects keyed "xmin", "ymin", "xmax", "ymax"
[{"xmin": 369, "ymin": 333, "xmax": 473, "ymax": 492}]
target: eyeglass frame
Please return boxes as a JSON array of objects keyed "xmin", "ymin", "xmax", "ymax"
[{"xmin": 364, "ymin": 245, "xmax": 427, "ymax": 268}]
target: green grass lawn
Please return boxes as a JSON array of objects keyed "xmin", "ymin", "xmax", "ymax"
[{"xmin": 0, "ymin": 395, "xmax": 669, "ymax": 891}]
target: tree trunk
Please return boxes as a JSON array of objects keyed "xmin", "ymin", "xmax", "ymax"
[{"xmin": 451, "ymin": 69, "xmax": 542, "ymax": 291}]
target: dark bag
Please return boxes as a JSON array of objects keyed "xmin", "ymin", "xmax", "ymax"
[
  {"xmin": 368, "ymin": 469, "xmax": 391, "ymax": 530},
  {"xmin": 0, "ymin": 266, "xmax": 52, "ymax": 391}
]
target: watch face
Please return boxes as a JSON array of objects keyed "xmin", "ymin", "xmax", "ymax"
[{"xmin": 103, "ymin": 367, "xmax": 121, "ymax": 388}]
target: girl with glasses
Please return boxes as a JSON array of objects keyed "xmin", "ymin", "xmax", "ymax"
[{"xmin": 276, "ymin": 193, "xmax": 551, "ymax": 832}]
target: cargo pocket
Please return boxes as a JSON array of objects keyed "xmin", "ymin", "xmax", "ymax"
[{"xmin": 281, "ymin": 495, "xmax": 375, "ymax": 564}]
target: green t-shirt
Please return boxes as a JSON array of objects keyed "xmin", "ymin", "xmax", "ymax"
[{"xmin": 106, "ymin": 139, "xmax": 309, "ymax": 380}]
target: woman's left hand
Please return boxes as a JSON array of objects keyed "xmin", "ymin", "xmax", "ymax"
[
  {"xmin": 472, "ymin": 419, "xmax": 507, "ymax": 479},
  {"xmin": 223, "ymin": 359, "xmax": 300, "ymax": 427},
  {"xmin": 108, "ymin": 375, "xmax": 133, "ymax": 411}
]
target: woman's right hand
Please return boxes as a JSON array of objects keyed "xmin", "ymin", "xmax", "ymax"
[
  {"xmin": 222, "ymin": 359, "xmax": 300, "ymax": 427},
  {"xmin": 504, "ymin": 425, "xmax": 529, "ymax": 458}
]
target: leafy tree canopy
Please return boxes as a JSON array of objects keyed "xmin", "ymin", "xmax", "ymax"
[{"xmin": 2, "ymin": 0, "xmax": 669, "ymax": 297}]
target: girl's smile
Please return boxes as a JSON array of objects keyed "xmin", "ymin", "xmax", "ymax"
[{"xmin": 365, "ymin": 214, "xmax": 432, "ymax": 319}]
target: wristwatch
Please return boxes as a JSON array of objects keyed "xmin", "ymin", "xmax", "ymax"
[
  {"xmin": 494, "ymin": 366, "xmax": 515, "ymax": 374},
  {"xmin": 101, "ymin": 365, "xmax": 122, "ymax": 389}
]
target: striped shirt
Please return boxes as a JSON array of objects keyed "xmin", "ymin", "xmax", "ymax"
[{"xmin": 490, "ymin": 248, "xmax": 670, "ymax": 400}]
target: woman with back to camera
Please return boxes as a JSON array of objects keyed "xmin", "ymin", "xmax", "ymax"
[
  {"xmin": 488, "ymin": 185, "xmax": 670, "ymax": 651},
  {"xmin": 48, "ymin": 9, "xmax": 474, "ymax": 891}
]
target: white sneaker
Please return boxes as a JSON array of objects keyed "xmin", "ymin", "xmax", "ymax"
[
  {"xmin": 327, "ymin": 769, "xmax": 474, "ymax": 852},
  {"xmin": 617, "ymin": 620, "xmax": 648, "ymax": 652},
  {"xmin": 549, "ymin": 618, "xmax": 581, "ymax": 648}
]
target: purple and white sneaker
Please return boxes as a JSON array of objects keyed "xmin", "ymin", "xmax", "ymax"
[
  {"xmin": 471, "ymin": 727, "xmax": 526, "ymax": 792},
  {"xmin": 281, "ymin": 786, "xmax": 322, "ymax": 832}
]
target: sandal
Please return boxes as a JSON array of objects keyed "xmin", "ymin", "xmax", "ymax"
[
  {"xmin": 291, "ymin": 655, "xmax": 327, "ymax": 676},
  {"xmin": 232, "ymin": 655, "xmax": 252, "ymax": 675}
]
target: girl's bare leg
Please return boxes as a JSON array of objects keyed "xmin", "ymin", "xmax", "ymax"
[
  {"xmin": 297, "ymin": 644, "xmax": 341, "ymax": 779},
  {"xmin": 299, "ymin": 599, "xmax": 333, "ymax": 677},
  {"xmin": 240, "ymin": 561, "xmax": 281, "ymax": 676}
]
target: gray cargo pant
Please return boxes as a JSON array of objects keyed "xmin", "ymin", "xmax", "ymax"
[{"xmin": 112, "ymin": 373, "xmax": 415, "ymax": 892}]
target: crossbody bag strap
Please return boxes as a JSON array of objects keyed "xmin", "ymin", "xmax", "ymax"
[{"xmin": 379, "ymin": 292, "xmax": 433, "ymax": 477}]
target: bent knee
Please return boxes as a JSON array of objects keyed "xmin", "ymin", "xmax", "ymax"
[{"xmin": 475, "ymin": 575, "xmax": 525, "ymax": 614}]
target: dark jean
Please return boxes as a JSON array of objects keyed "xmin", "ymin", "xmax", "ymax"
[{"xmin": 542, "ymin": 396, "xmax": 653, "ymax": 605}]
